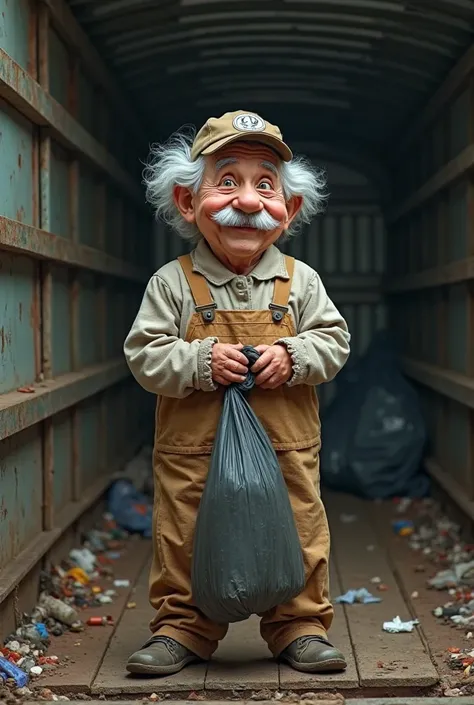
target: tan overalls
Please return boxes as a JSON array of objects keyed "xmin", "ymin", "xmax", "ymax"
[{"xmin": 149, "ymin": 254, "xmax": 333, "ymax": 659}]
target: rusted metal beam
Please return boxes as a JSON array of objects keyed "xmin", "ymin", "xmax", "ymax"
[
  {"xmin": 0, "ymin": 359, "xmax": 129, "ymax": 442},
  {"xmin": 389, "ymin": 143, "xmax": 474, "ymax": 223},
  {"xmin": 41, "ymin": 0, "xmax": 142, "ymax": 135},
  {"xmin": 402, "ymin": 358, "xmax": 474, "ymax": 410},
  {"xmin": 0, "ymin": 49, "xmax": 144, "ymax": 206},
  {"xmin": 0, "ymin": 216, "xmax": 148, "ymax": 282},
  {"xmin": 0, "ymin": 434, "xmax": 148, "ymax": 605},
  {"xmin": 385, "ymin": 257, "xmax": 474, "ymax": 292}
]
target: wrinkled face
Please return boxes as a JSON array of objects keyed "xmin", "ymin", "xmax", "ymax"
[{"xmin": 174, "ymin": 142, "xmax": 301, "ymax": 270}]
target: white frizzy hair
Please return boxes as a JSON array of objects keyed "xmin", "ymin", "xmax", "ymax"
[{"xmin": 143, "ymin": 128, "xmax": 328, "ymax": 241}]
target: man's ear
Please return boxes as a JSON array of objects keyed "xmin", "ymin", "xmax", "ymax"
[
  {"xmin": 284, "ymin": 195, "xmax": 303, "ymax": 228},
  {"xmin": 173, "ymin": 185, "xmax": 195, "ymax": 223}
]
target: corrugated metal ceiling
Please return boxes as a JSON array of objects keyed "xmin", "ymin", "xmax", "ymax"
[{"xmin": 65, "ymin": 0, "xmax": 474, "ymax": 155}]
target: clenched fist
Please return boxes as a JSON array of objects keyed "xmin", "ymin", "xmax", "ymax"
[
  {"xmin": 211, "ymin": 343, "xmax": 249, "ymax": 386},
  {"xmin": 251, "ymin": 344, "xmax": 293, "ymax": 389}
]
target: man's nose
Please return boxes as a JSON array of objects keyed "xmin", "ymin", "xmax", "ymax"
[{"xmin": 232, "ymin": 185, "xmax": 263, "ymax": 214}]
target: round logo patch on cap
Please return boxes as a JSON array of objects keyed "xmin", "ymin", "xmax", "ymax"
[{"xmin": 233, "ymin": 113, "xmax": 266, "ymax": 132}]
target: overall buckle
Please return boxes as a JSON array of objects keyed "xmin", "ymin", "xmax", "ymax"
[
  {"xmin": 269, "ymin": 303, "xmax": 288, "ymax": 323},
  {"xmin": 195, "ymin": 302, "xmax": 217, "ymax": 323}
]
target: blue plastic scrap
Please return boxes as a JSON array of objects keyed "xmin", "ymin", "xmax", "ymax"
[
  {"xmin": 35, "ymin": 623, "xmax": 49, "ymax": 639},
  {"xmin": 0, "ymin": 656, "xmax": 29, "ymax": 687},
  {"xmin": 107, "ymin": 479, "xmax": 152, "ymax": 537},
  {"xmin": 335, "ymin": 588, "xmax": 381, "ymax": 604}
]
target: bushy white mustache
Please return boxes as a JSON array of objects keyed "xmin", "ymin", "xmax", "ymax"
[{"xmin": 212, "ymin": 205, "xmax": 281, "ymax": 231}]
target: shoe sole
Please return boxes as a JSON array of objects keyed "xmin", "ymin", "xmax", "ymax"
[
  {"xmin": 126, "ymin": 655, "xmax": 200, "ymax": 676},
  {"xmin": 281, "ymin": 654, "xmax": 347, "ymax": 674}
]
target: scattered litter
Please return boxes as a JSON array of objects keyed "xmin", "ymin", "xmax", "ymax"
[
  {"xmin": 392, "ymin": 519, "xmax": 414, "ymax": 536},
  {"xmin": 0, "ymin": 656, "xmax": 29, "ymax": 687},
  {"xmin": 339, "ymin": 513, "xmax": 357, "ymax": 524},
  {"xmin": 370, "ymin": 576, "xmax": 381, "ymax": 584},
  {"xmin": 127, "ymin": 602, "xmax": 137, "ymax": 609},
  {"xmin": 69, "ymin": 548, "xmax": 97, "ymax": 574},
  {"xmin": 395, "ymin": 497, "xmax": 412, "ymax": 514},
  {"xmin": 38, "ymin": 595, "xmax": 79, "ymax": 627},
  {"xmin": 382, "ymin": 616, "xmax": 419, "ymax": 633},
  {"xmin": 428, "ymin": 562, "xmax": 474, "ymax": 590},
  {"xmin": 149, "ymin": 694, "xmax": 160, "ymax": 702},
  {"xmin": 335, "ymin": 588, "xmax": 381, "ymax": 604},
  {"xmin": 411, "ymin": 591, "xmax": 419, "ymax": 599},
  {"xmin": 107, "ymin": 478, "xmax": 153, "ymax": 537},
  {"xmin": 0, "ymin": 445, "xmax": 153, "ymax": 697},
  {"xmin": 377, "ymin": 583, "xmax": 389, "ymax": 592},
  {"xmin": 114, "ymin": 579, "xmax": 131, "ymax": 588},
  {"xmin": 86, "ymin": 616, "xmax": 114, "ymax": 627},
  {"xmin": 446, "ymin": 646, "xmax": 474, "ymax": 676},
  {"xmin": 17, "ymin": 385, "xmax": 35, "ymax": 394},
  {"xmin": 366, "ymin": 545, "xmax": 375, "ymax": 551},
  {"xmin": 443, "ymin": 688, "xmax": 463, "ymax": 697}
]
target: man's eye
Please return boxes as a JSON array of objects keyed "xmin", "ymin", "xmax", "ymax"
[
  {"xmin": 221, "ymin": 178, "xmax": 236, "ymax": 187},
  {"xmin": 258, "ymin": 181, "xmax": 272, "ymax": 190}
]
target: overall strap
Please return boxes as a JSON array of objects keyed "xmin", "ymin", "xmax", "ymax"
[
  {"xmin": 178, "ymin": 254, "xmax": 217, "ymax": 322},
  {"xmin": 270, "ymin": 255, "xmax": 295, "ymax": 322}
]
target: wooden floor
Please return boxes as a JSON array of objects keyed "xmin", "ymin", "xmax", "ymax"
[{"xmin": 35, "ymin": 492, "xmax": 468, "ymax": 699}]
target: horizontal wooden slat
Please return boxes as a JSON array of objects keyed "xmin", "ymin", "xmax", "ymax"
[
  {"xmin": 0, "ymin": 49, "xmax": 143, "ymax": 205},
  {"xmin": 398, "ymin": 49, "xmax": 474, "ymax": 155},
  {"xmin": 402, "ymin": 357, "xmax": 474, "ymax": 409},
  {"xmin": 385, "ymin": 257, "xmax": 474, "ymax": 292},
  {"xmin": 325, "ymin": 275, "xmax": 381, "ymax": 290},
  {"xmin": 0, "ymin": 359, "xmax": 129, "ymax": 441},
  {"xmin": 0, "ymin": 216, "xmax": 148, "ymax": 281},
  {"xmin": 389, "ymin": 143, "xmax": 474, "ymax": 223},
  {"xmin": 0, "ymin": 435, "xmax": 147, "ymax": 605},
  {"xmin": 43, "ymin": 0, "xmax": 142, "ymax": 134},
  {"xmin": 424, "ymin": 457, "xmax": 474, "ymax": 524}
]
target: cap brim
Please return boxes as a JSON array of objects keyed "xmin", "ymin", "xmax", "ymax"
[{"xmin": 200, "ymin": 132, "xmax": 293, "ymax": 162}]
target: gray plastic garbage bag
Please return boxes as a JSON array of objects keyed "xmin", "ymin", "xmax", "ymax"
[{"xmin": 191, "ymin": 346, "xmax": 305, "ymax": 624}]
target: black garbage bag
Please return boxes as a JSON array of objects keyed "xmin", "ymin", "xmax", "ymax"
[
  {"xmin": 191, "ymin": 346, "xmax": 305, "ymax": 624},
  {"xmin": 320, "ymin": 332, "xmax": 429, "ymax": 500}
]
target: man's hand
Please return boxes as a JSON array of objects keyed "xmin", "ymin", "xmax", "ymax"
[
  {"xmin": 251, "ymin": 344, "xmax": 293, "ymax": 389},
  {"xmin": 211, "ymin": 343, "xmax": 249, "ymax": 386}
]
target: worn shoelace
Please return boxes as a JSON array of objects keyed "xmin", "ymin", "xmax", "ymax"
[
  {"xmin": 144, "ymin": 635, "xmax": 181, "ymax": 657},
  {"xmin": 294, "ymin": 635, "xmax": 333, "ymax": 657}
]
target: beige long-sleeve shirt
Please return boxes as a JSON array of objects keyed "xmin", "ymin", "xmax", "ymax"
[{"xmin": 124, "ymin": 239, "xmax": 350, "ymax": 399}]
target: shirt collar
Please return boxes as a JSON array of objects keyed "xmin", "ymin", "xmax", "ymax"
[{"xmin": 191, "ymin": 238, "xmax": 289, "ymax": 286}]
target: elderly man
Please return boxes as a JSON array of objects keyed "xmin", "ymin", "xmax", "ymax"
[{"xmin": 124, "ymin": 110, "xmax": 350, "ymax": 677}]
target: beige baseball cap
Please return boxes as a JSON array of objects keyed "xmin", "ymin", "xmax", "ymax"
[{"xmin": 191, "ymin": 110, "xmax": 293, "ymax": 162}]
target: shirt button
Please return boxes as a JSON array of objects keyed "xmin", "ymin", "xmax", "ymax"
[{"xmin": 236, "ymin": 280, "xmax": 245, "ymax": 289}]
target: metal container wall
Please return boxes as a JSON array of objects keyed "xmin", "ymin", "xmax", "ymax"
[{"xmin": 0, "ymin": 1, "xmax": 153, "ymax": 632}]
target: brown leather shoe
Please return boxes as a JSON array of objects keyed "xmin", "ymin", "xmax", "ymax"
[
  {"xmin": 126, "ymin": 636, "xmax": 201, "ymax": 675},
  {"xmin": 280, "ymin": 636, "xmax": 347, "ymax": 673}
]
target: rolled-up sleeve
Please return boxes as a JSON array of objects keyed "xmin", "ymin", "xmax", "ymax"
[
  {"xmin": 124, "ymin": 275, "xmax": 217, "ymax": 398},
  {"xmin": 277, "ymin": 272, "xmax": 350, "ymax": 386}
]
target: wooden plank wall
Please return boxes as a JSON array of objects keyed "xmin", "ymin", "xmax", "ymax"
[
  {"xmin": 386, "ymin": 55, "xmax": 474, "ymax": 517},
  {"xmin": 0, "ymin": 0, "xmax": 154, "ymax": 635}
]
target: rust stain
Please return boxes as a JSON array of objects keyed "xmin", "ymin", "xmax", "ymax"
[
  {"xmin": 0, "ymin": 327, "xmax": 4, "ymax": 355},
  {"xmin": 19, "ymin": 302, "xmax": 23, "ymax": 322},
  {"xmin": 27, "ymin": 3, "xmax": 38, "ymax": 78},
  {"xmin": 16, "ymin": 206, "xmax": 25, "ymax": 223},
  {"xmin": 17, "ymin": 153, "xmax": 22, "ymax": 169},
  {"xmin": 30, "ymin": 285, "xmax": 40, "ymax": 334}
]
